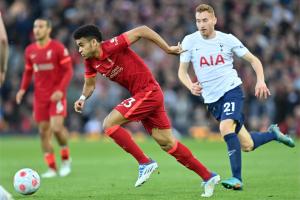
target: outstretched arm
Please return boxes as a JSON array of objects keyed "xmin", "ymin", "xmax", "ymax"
[
  {"xmin": 242, "ymin": 51, "xmax": 271, "ymax": 99},
  {"xmin": 178, "ymin": 62, "xmax": 202, "ymax": 96},
  {"xmin": 0, "ymin": 14, "xmax": 9, "ymax": 87},
  {"xmin": 74, "ymin": 76, "xmax": 96, "ymax": 113},
  {"xmin": 124, "ymin": 25, "xmax": 183, "ymax": 54}
]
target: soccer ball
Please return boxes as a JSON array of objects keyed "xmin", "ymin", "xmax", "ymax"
[{"xmin": 13, "ymin": 168, "xmax": 40, "ymax": 195}]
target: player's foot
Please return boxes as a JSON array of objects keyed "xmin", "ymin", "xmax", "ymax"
[
  {"xmin": 268, "ymin": 124, "xmax": 295, "ymax": 147},
  {"xmin": 221, "ymin": 177, "xmax": 243, "ymax": 190},
  {"xmin": 201, "ymin": 173, "xmax": 220, "ymax": 197},
  {"xmin": 41, "ymin": 168, "xmax": 57, "ymax": 178},
  {"xmin": 59, "ymin": 159, "xmax": 72, "ymax": 177},
  {"xmin": 0, "ymin": 185, "xmax": 14, "ymax": 200},
  {"xmin": 134, "ymin": 160, "xmax": 158, "ymax": 187}
]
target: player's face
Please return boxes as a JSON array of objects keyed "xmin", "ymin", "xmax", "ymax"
[
  {"xmin": 33, "ymin": 20, "xmax": 51, "ymax": 41},
  {"xmin": 75, "ymin": 38, "xmax": 96, "ymax": 59},
  {"xmin": 195, "ymin": 11, "xmax": 217, "ymax": 38}
]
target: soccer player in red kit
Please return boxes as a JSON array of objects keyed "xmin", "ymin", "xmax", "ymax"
[
  {"xmin": 73, "ymin": 25, "xmax": 220, "ymax": 197},
  {"xmin": 16, "ymin": 19, "xmax": 73, "ymax": 178}
]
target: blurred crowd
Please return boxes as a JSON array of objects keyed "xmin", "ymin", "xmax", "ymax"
[{"xmin": 0, "ymin": 0, "xmax": 299, "ymax": 137}]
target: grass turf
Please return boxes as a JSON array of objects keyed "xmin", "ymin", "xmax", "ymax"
[{"xmin": 0, "ymin": 137, "xmax": 299, "ymax": 200}]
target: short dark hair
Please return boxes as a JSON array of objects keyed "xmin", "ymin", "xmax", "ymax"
[
  {"xmin": 35, "ymin": 18, "xmax": 52, "ymax": 28},
  {"xmin": 73, "ymin": 25, "xmax": 102, "ymax": 42}
]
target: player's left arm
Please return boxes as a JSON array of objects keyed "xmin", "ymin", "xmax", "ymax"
[
  {"xmin": 124, "ymin": 25, "xmax": 183, "ymax": 55},
  {"xmin": 51, "ymin": 45, "xmax": 73, "ymax": 102},
  {"xmin": 242, "ymin": 51, "xmax": 271, "ymax": 99},
  {"xmin": 0, "ymin": 14, "xmax": 9, "ymax": 87}
]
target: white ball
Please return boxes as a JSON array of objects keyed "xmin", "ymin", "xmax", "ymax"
[{"xmin": 13, "ymin": 168, "xmax": 40, "ymax": 195}]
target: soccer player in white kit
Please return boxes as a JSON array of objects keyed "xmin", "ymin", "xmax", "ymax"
[{"xmin": 178, "ymin": 4, "xmax": 295, "ymax": 190}]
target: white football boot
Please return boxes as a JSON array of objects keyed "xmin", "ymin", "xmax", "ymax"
[
  {"xmin": 135, "ymin": 160, "xmax": 158, "ymax": 187},
  {"xmin": 59, "ymin": 159, "xmax": 72, "ymax": 177},
  {"xmin": 41, "ymin": 168, "xmax": 57, "ymax": 178},
  {"xmin": 201, "ymin": 173, "xmax": 221, "ymax": 198}
]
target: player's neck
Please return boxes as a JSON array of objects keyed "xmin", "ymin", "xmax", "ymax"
[
  {"xmin": 36, "ymin": 37, "xmax": 51, "ymax": 48},
  {"xmin": 94, "ymin": 45, "xmax": 103, "ymax": 59},
  {"xmin": 202, "ymin": 30, "xmax": 216, "ymax": 40}
]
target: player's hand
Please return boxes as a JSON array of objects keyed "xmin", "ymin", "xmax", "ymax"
[
  {"xmin": 190, "ymin": 82, "xmax": 202, "ymax": 96},
  {"xmin": 74, "ymin": 99, "xmax": 85, "ymax": 113},
  {"xmin": 16, "ymin": 89, "xmax": 25, "ymax": 104},
  {"xmin": 50, "ymin": 90, "xmax": 63, "ymax": 102},
  {"xmin": 255, "ymin": 80, "xmax": 271, "ymax": 100},
  {"xmin": 167, "ymin": 42, "xmax": 186, "ymax": 55},
  {"xmin": 0, "ymin": 72, "xmax": 5, "ymax": 87}
]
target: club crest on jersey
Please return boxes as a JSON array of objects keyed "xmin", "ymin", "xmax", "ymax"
[
  {"xmin": 110, "ymin": 37, "xmax": 119, "ymax": 45},
  {"xmin": 46, "ymin": 50, "xmax": 52, "ymax": 60},
  {"xmin": 200, "ymin": 54, "xmax": 225, "ymax": 67}
]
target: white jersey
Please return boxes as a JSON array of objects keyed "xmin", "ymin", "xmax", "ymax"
[{"xmin": 180, "ymin": 31, "xmax": 248, "ymax": 103}]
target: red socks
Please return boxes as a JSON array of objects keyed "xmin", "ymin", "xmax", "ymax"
[
  {"xmin": 44, "ymin": 153, "xmax": 57, "ymax": 170},
  {"xmin": 105, "ymin": 125, "xmax": 151, "ymax": 164},
  {"xmin": 60, "ymin": 147, "xmax": 70, "ymax": 161},
  {"xmin": 168, "ymin": 141, "xmax": 211, "ymax": 181}
]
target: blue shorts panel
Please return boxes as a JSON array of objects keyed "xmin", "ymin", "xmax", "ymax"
[{"xmin": 207, "ymin": 86, "xmax": 245, "ymax": 133}]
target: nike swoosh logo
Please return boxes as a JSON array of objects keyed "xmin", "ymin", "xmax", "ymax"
[
  {"xmin": 228, "ymin": 150, "xmax": 236, "ymax": 156},
  {"xmin": 225, "ymin": 112, "xmax": 233, "ymax": 115}
]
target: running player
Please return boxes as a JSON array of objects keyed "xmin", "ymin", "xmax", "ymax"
[
  {"xmin": 73, "ymin": 24, "xmax": 220, "ymax": 197},
  {"xmin": 178, "ymin": 4, "xmax": 295, "ymax": 190}
]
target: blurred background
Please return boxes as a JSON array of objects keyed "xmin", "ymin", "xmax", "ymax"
[{"xmin": 0, "ymin": 0, "xmax": 299, "ymax": 139}]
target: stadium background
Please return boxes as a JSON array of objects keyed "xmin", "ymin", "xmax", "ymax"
[{"xmin": 0, "ymin": 0, "xmax": 299, "ymax": 139}]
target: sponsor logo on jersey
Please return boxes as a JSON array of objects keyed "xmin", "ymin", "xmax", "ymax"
[
  {"xmin": 33, "ymin": 63, "xmax": 54, "ymax": 72},
  {"xmin": 200, "ymin": 54, "xmax": 225, "ymax": 67}
]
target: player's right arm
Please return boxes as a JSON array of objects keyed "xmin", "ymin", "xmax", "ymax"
[
  {"xmin": 124, "ymin": 25, "xmax": 183, "ymax": 55},
  {"xmin": 74, "ymin": 76, "xmax": 96, "ymax": 113},
  {"xmin": 0, "ymin": 13, "xmax": 9, "ymax": 87},
  {"xmin": 178, "ymin": 62, "xmax": 202, "ymax": 96},
  {"xmin": 16, "ymin": 48, "xmax": 33, "ymax": 104}
]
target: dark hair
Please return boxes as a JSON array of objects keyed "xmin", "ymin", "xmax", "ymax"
[
  {"xmin": 73, "ymin": 25, "xmax": 102, "ymax": 42},
  {"xmin": 35, "ymin": 18, "xmax": 52, "ymax": 28}
]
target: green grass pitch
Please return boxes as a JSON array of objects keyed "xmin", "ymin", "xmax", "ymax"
[{"xmin": 0, "ymin": 137, "xmax": 299, "ymax": 200}]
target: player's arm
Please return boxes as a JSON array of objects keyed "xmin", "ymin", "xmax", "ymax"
[
  {"xmin": 124, "ymin": 26, "xmax": 183, "ymax": 55},
  {"xmin": 178, "ymin": 62, "xmax": 202, "ymax": 96},
  {"xmin": 242, "ymin": 51, "xmax": 270, "ymax": 99},
  {"xmin": 0, "ymin": 14, "xmax": 9, "ymax": 86},
  {"xmin": 74, "ymin": 76, "xmax": 96, "ymax": 113}
]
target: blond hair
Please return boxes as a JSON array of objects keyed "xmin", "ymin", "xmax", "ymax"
[{"xmin": 195, "ymin": 4, "xmax": 215, "ymax": 16}]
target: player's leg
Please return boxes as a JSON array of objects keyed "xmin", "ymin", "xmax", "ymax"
[
  {"xmin": 219, "ymin": 119, "xmax": 243, "ymax": 190},
  {"xmin": 103, "ymin": 109, "xmax": 151, "ymax": 164},
  {"xmin": 50, "ymin": 115, "xmax": 71, "ymax": 177},
  {"xmin": 38, "ymin": 121, "xmax": 57, "ymax": 178},
  {"xmin": 151, "ymin": 128, "xmax": 220, "ymax": 197},
  {"xmin": 49, "ymin": 99, "xmax": 72, "ymax": 176},
  {"xmin": 238, "ymin": 125, "xmax": 295, "ymax": 151}
]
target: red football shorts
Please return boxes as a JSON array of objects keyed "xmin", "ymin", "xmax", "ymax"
[
  {"xmin": 33, "ymin": 98, "xmax": 67, "ymax": 122},
  {"xmin": 115, "ymin": 88, "xmax": 171, "ymax": 134}
]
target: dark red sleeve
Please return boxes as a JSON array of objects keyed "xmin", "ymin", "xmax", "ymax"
[
  {"xmin": 20, "ymin": 48, "xmax": 33, "ymax": 90},
  {"xmin": 56, "ymin": 43, "xmax": 73, "ymax": 91}
]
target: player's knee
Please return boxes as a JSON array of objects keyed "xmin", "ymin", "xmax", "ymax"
[
  {"xmin": 241, "ymin": 143, "xmax": 254, "ymax": 152},
  {"xmin": 102, "ymin": 116, "xmax": 114, "ymax": 131},
  {"xmin": 219, "ymin": 121, "xmax": 235, "ymax": 135},
  {"xmin": 158, "ymin": 139, "xmax": 176, "ymax": 151},
  {"xmin": 50, "ymin": 124, "xmax": 63, "ymax": 133}
]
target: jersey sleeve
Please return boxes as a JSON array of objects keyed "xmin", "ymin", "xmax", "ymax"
[
  {"xmin": 20, "ymin": 47, "xmax": 33, "ymax": 90},
  {"xmin": 228, "ymin": 34, "xmax": 249, "ymax": 57},
  {"xmin": 84, "ymin": 60, "xmax": 97, "ymax": 78},
  {"xmin": 56, "ymin": 42, "xmax": 72, "ymax": 65},
  {"xmin": 101, "ymin": 34, "xmax": 129, "ymax": 57},
  {"xmin": 180, "ymin": 36, "xmax": 192, "ymax": 63}
]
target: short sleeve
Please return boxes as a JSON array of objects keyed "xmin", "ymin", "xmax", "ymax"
[
  {"xmin": 56, "ymin": 42, "xmax": 71, "ymax": 65},
  {"xmin": 228, "ymin": 34, "xmax": 249, "ymax": 57},
  {"xmin": 101, "ymin": 34, "xmax": 129, "ymax": 57},
  {"xmin": 84, "ymin": 60, "xmax": 97, "ymax": 78},
  {"xmin": 180, "ymin": 36, "xmax": 192, "ymax": 63}
]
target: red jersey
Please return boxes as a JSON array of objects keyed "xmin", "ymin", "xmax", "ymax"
[
  {"xmin": 84, "ymin": 34, "xmax": 159, "ymax": 95},
  {"xmin": 21, "ymin": 40, "xmax": 73, "ymax": 101}
]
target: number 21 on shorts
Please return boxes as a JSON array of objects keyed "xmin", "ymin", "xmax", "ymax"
[
  {"xmin": 121, "ymin": 97, "xmax": 136, "ymax": 108},
  {"xmin": 224, "ymin": 102, "xmax": 235, "ymax": 115}
]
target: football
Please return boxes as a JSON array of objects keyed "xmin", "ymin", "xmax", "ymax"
[{"xmin": 13, "ymin": 168, "xmax": 40, "ymax": 195}]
